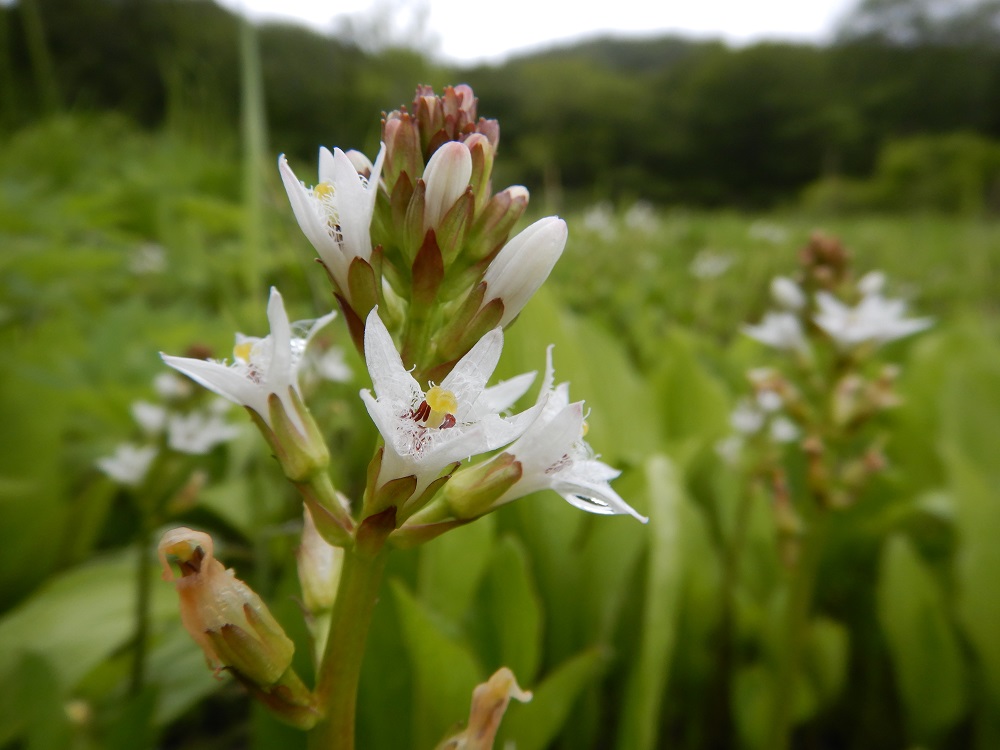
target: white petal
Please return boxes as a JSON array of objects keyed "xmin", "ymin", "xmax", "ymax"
[
  {"xmin": 161, "ymin": 354, "xmax": 266, "ymax": 416},
  {"xmin": 278, "ymin": 155, "xmax": 342, "ymax": 277},
  {"xmin": 442, "ymin": 328, "xmax": 504, "ymax": 420},
  {"xmin": 363, "ymin": 309, "xmax": 422, "ymax": 404},
  {"xmin": 478, "ymin": 371, "xmax": 537, "ymax": 415},
  {"xmin": 423, "ymin": 141, "xmax": 472, "ymax": 228}
]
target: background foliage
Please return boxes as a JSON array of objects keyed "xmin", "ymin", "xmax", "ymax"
[{"xmin": 1, "ymin": 0, "xmax": 999, "ymax": 748}]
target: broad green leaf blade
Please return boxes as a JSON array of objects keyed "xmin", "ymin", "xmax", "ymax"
[
  {"xmin": 616, "ymin": 455, "xmax": 683, "ymax": 750},
  {"xmin": 0, "ymin": 549, "xmax": 174, "ymax": 694},
  {"xmin": 418, "ymin": 513, "xmax": 495, "ymax": 622},
  {"xmin": 877, "ymin": 533, "xmax": 966, "ymax": 740},
  {"xmin": 481, "ymin": 535, "xmax": 542, "ymax": 684},
  {"xmin": 391, "ymin": 580, "xmax": 482, "ymax": 750}
]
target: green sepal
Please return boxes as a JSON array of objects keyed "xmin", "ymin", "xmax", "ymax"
[
  {"xmin": 403, "ymin": 179, "xmax": 427, "ymax": 266},
  {"xmin": 243, "ymin": 667, "xmax": 321, "ymax": 730},
  {"xmin": 370, "ymin": 474, "xmax": 418, "ymax": 516},
  {"xmin": 262, "ymin": 389, "xmax": 330, "ymax": 482},
  {"xmin": 437, "ymin": 188, "xmax": 474, "ymax": 268},
  {"xmin": 399, "ymin": 461, "xmax": 461, "ymax": 522},
  {"xmin": 347, "ymin": 255, "xmax": 380, "ymax": 320},
  {"xmin": 444, "ymin": 453, "xmax": 523, "ymax": 519},
  {"xmin": 468, "ymin": 136, "xmax": 495, "ymax": 215},
  {"xmin": 412, "ymin": 230, "xmax": 445, "ymax": 308},
  {"xmin": 205, "ymin": 604, "xmax": 294, "ymax": 687},
  {"xmin": 464, "ymin": 188, "xmax": 528, "ymax": 265}
]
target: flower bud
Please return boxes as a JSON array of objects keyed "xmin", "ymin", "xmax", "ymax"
[
  {"xmin": 423, "ymin": 141, "xmax": 472, "ymax": 232},
  {"xmin": 436, "ymin": 667, "xmax": 532, "ymax": 750},
  {"xmin": 159, "ymin": 528, "xmax": 294, "ymax": 687},
  {"xmin": 481, "ymin": 217, "xmax": 567, "ymax": 327}
]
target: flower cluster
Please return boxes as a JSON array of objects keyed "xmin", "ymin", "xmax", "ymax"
[
  {"xmin": 157, "ymin": 85, "xmax": 644, "ymax": 737},
  {"xmin": 97, "ymin": 371, "xmax": 240, "ymax": 487},
  {"xmin": 731, "ymin": 232, "xmax": 932, "ymax": 523}
]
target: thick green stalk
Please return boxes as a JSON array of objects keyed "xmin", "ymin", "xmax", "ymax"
[
  {"xmin": 307, "ymin": 539, "xmax": 389, "ymax": 750},
  {"xmin": 766, "ymin": 508, "xmax": 828, "ymax": 750}
]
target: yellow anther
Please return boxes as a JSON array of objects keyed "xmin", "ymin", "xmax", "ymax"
[
  {"xmin": 313, "ymin": 182, "xmax": 334, "ymax": 199},
  {"xmin": 581, "ymin": 421, "xmax": 590, "ymax": 437},
  {"xmin": 426, "ymin": 386, "xmax": 457, "ymax": 414},
  {"xmin": 234, "ymin": 341, "xmax": 254, "ymax": 361}
]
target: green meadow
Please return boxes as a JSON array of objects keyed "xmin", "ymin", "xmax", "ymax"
[{"xmin": 2, "ymin": 111, "xmax": 998, "ymax": 749}]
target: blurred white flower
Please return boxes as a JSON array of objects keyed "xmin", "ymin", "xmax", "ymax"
[
  {"xmin": 581, "ymin": 202, "xmax": 615, "ymax": 239},
  {"xmin": 689, "ymin": 249, "xmax": 734, "ymax": 280},
  {"xmin": 715, "ymin": 435, "xmax": 744, "ymax": 466},
  {"xmin": 166, "ymin": 410, "xmax": 241, "ymax": 455},
  {"xmin": 153, "ymin": 372, "xmax": 194, "ymax": 401},
  {"xmin": 491, "ymin": 347, "xmax": 647, "ymax": 522},
  {"xmin": 770, "ymin": 416, "xmax": 800, "ymax": 444},
  {"xmin": 97, "ymin": 443, "xmax": 157, "ymax": 486},
  {"xmin": 360, "ymin": 309, "xmax": 537, "ymax": 496},
  {"xmin": 814, "ymin": 291, "xmax": 932, "ymax": 349},
  {"xmin": 129, "ymin": 243, "xmax": 167, "ymax": 275},
  {"xmin": 742, "ymin": 311, "xmax": 808, "ymax": 353},
  {"xmin": 756, "ymin": 389, "xmax": 784, "ymax": 413},
  {"xmin": 857, "ymin": 270, "xmax": 886, "ymax": 296},
  {"xmin": 131, "ymin": 401, "xmax": 167, "ymax": 435},
  {"xmin": 770, "ymin": 276, "xmax": 806, "ymax": 310},
  {"xmin": 747, "ymin": 220, "xmax": 789, "ymax": 245},
  {"xmin": 162, "ymin": 288, "xmax": 335, "ymax": 433},
  {"xmin": 623, "ymin": 201, "xmax": 658, "ymax": 233},
  {"xmin": 311, "ymin": 346, "xmax": 352, "ymax": 383},
  {"xmin": 730, "ymin": 398, "xmax": 765, "ymax": 434},
  {"xmin": 279, "ymin": 145, "xmax": 386, "ymax": 299}
]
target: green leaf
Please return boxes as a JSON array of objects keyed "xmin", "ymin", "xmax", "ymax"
[
  {"xmin": 418, "ymin": 512, "xmax": 495, "ymax": 622},
  {"xmin": 0, "ymin": 549, "xmax": 174, "ymax": 695},
  {"xmin": 480, "ymin": 535, "xmax": 542, "ymax": 683},
  {"xmin": 802, "ymin": 617, "xmax": 849, "ymax": 710},
  {"xmin": 616, "ymin": 455, "xmax": 684, "ymax": 750},
  {"xmin": 497, "ymin": 647, "xmax": 609, "ymax": 750},
  {"xmin": 946, "ymin": 451, "xmax": 1000, "ymax": 713},
  {"xmin": 877, "ymin": 533, "xmax": 966, "ymax": 740},
  {"xmin": 391, "ymin": 580, "xmax": 482, "ymax": 750}
]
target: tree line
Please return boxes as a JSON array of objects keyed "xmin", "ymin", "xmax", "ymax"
[{"xmin": 4, "ymin": 0, "xmax": 1000, "ymax": 210}]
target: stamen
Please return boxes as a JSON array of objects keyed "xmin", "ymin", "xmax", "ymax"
[
  {"xmin": 313, "ymin": 182, "xmax": 334, "ymax": 199},
  {"xmin": 234, "ymin": 341, "xmax": 253, "ymax": 362}
]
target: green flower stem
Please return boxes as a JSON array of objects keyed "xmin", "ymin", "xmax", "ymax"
[
  {"xmin": 308, "ymin": 534, "xmax": 390, "ymax": 750},
  {"xmin": 767, "ymin": 506, "xmax": 829, "ymax": 750}
]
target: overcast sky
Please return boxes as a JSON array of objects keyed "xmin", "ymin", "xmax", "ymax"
[{"xmin": 218, "ymin": 0, "xmax": 860, "ymax": 64}]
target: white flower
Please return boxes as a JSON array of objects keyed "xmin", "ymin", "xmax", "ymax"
[
  {"xmin": 730, "ymin": 398, "xmax": 765, "ymax": 434},
  {"xmin": 742, "ymin": 311, "xmax": 808, "ymax": 352},
  {"xmin": 162, "ymin": 287, "xmax": 335, "ymax": 434},
  {"xmin": 857, "ymin": 270, "xmax": 886, "ymax": 297},
  {"xmin": 623, "ymin": 201, "xmax": 658, "ymax": 233},
  {"xmin": 747, "ymin": 220, "xmax": 789, "ymax": 245},
  {"xmin": 756, "ymin": 389, "xmax": 783, "ymax": 413},
  {"xmin": 770, "ymin": 276, "xmax": 806, "ymax": 310},
  {"xmin": 166, "ymin": 410, "xmax": 241, "ymax": 455},
  {"xmin": 689, "ymin": 249, "xmax": 734, "ymax": 279},
  {"xmin": 715, "ymin": 435, "xmax": 744, "ymax": 466},
  {"xmin": 481, "ymin": 217, "xmax": 568, "ymax": 327},
  {"xmin": 492, "ymin": 347, "xmax": 647, "ymax": 522},
  {"xmin": 97, "ymin": 443, "xmax": 157, "ymax": 486},
  {"xmin": 153, "ymin": 372, "xmax": 194, "ymax": 401},
  {"xmin": 311, "ymin": 346, "xmax": 352, "ymax": 384},
  {"xmin": 131, "ymin": 401, "xmax": 167, "ymax": 435},
  {"xmin": 813, "ymin": 291, "xmax": 932, "ymax": 349},
  {"xmin": 360, "ymin": 309, "xmax": 537, "ymax": 496},
  {"xmin": 770, "ymin": 416, "xmax": 800, "ymax": 444},
  {"xmin": 278, "ymin": 144, "xmax": 386, "ymax": 298}
]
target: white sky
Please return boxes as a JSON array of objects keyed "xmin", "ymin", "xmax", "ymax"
[{"xmin": 219, "ymin": 0, "xmax": 861, "ymax": 64}]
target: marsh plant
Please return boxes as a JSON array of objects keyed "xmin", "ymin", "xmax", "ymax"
[{"xmin": 156, "ymin": 85, "xmax": 645, "ymax": 749}]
